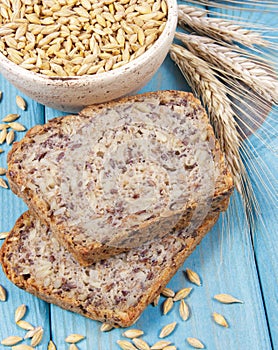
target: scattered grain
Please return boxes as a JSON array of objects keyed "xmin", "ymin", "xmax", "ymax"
[
  {"xmin": 24, "ymin": 327, "xmax": 42, "ymax": 339},
  {"xmin": 212, "ymin": 312, "xmax": 229, "ymax": 328},
  {"xmin": 163, "ymin": 297, "xmax": 174, "ymax": 315},
  {"xmin": 2, "ymin": 113, "xmax": 20, "ymax": 122},
  {"xmin": 1, "ymin": 336, "xmax": 23, "ymax": 346},
  {"xmin": 150, "ymin": 340, "xmax": 171, "ymax": 349},
  {"xmin": 47, "ymin": 340, "xmax": 56, "ymax": 350},
  {"xmin": 186, "ymin": 337, "xmax": 205, "ymax": 349},
  {"xmin": 100, "ymin": 323, "xmax": 114, "ymax": 332},
  {"xmin": 213, "ymin": 294, "xmax": 243, "ymax": 304},
  {"xmin": 6, "ymin": 130, "xmax": 15, "ymax": 145},
  {"xmin": 69, "ymin": 344, "xmax": 78, "ymax": 350},
  {"xmin": 185, "ymin": 268, "xmax": 201, "ymax": 286},
  {"xmin": 15, "ymin": 96, "xmax": 27, "ymax": 110},
  {"xmin": 0, "ymin": 124, "xmax": 9, "ymax": 130},
  {"xmin": 0, "ymin": 148, "xmax": 4, "ymax": 153},
  {"xmin": 0, "ymin": 167, "xmax": 6, "ymax": 175},
  {"xmin": 173, "ymin": 287, "xmax": 192, "ymax": 301},
  {"xmin": 117, "ymin": 340, "xmax": 137, "ymax": 350},
  {"xmin": 159, "ymin": 322, "xmax": 177, "ymax": 338},
  {"xmin": 153, "ymin": 295, "xmax": 160, "ymax": 306},
  {"xmin": 179, "ymin": 299, "xmax": 190, "ymax": 321},
  {"xmin": 122, "ymin": 329, "xmax": 144, "ymax": 339},
  {"xmin": 0, "ymin": 91, "xmax": 2, "ymax": 102},
  {"xmin": 65, "ymin": 334, "xmax": 85, "ymax": 344},
  {"xmin": 8, "ymin": 122, "xmax": 26, "ymax": 131},
  {"xmin": 0, "ymin": 128, "xmax": 7, "ymax": 144},
  {"xmin": 0, "ymin": 178, "xmax": 8, "ymax": 189},
  {"xmin": 0, "ymin": 285, "xmax": 7, "ymax": 301},
  {"xmin": 15, "ymin": 304, "xmax": 27, "ymax": 323},
  {"xmin": 16, "ymin": 320, "xmax": 34, "ymax": 331},
  {"xmin": 132, "ymin": 338, "xmax": 151, "ymax": 350},
  {"xmin": 11, "ymin": 345, "xmax": 34, "ymax": 350},
  {"xmin": 0, "ymin": 231, "xmax": 9, "ymax": 239},
  {"xmin": 30, "ymin": 328, "xmax": 43, "ymax": 347},
  {"xmin": 161, "ymin": 288, "xmax": 175, "ymax": 298},
  {"xmin": 163, "ymin": 347, "xmax": 177, "ymax": 350}
]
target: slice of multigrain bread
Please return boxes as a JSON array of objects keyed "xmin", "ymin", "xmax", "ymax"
[
  {"xmin": 1, "ymin": 210, "xmax": 220, "ymax": 327},
  {"xmin": 7, "ymin": 91, "xmax": 233, "ymax": 265}
]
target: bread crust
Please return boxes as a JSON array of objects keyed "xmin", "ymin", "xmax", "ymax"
[
  {"xmin": 1, "ymin": 210, "xmax": 219, "ymax": 327},
  {"xmin": 7, "ymin": 90, "xmax": 233, "ymax": 265}
]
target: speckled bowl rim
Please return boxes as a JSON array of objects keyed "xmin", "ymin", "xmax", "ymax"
[{"xmin": 0, "ymin": 0, "xmax": 178, "ymax": 85}]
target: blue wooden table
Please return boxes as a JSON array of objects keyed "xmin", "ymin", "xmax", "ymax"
[{"xmin": 0, "ymin": 2, "xmax": 277, "ymax": 349}]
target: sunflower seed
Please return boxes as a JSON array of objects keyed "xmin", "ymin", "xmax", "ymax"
[
  {"xmin": 116, "ymin": 340, "xmax": 137, "ymax": 350},
  {"xmin": 8, "ymin": 122, "xmax": 26, "ymax": 131},
  {"xmin": 213, "ymin": 294, "xmax": 243, "ymax": 304},
  {"xmin": 0, "ymin": 128, "xmax": 7, "ymax": 144},
  {"xmin": 153, "ymin": 295, "xmax": 160, "ymax": 306},
  {"xmin": 0, "ymin": 231, "xmax": 9, "ymax": 239},
  {"xmin": 151, "ymin": 340, "xmax": 171, "ymax": 349},
  {"xmin": 122, "ymin": 329, "xmax": 144, "ymax": 338},
  {"xmin": 179, "ymin": 299, "xmax": 190, "ymax": 321},
  {"xmin": 186, "ymin": 337, "xmax": 205, "ymax": 349},
  {"xmin": 16, "ymin": 320, "xmax": 34, "ymax": 331},
  {"xmin": 0, "ymin": 178, "xmax": 8, "ymax": 189},
  {"xmin": 15, "ymin": 304, "xmax": 27, "ymax": 322},
  {"xmin": 163, "ymin": 297, "xmax": 174, "ymax": 315},
  {"xmin": 31, "ymin": 328, "xmax": 43, "ymax": 346},
  {"xmin": 0, "ymin": 284, "xmax": 7, "ymax": 301},
  {"xmin": 47, "ymin": 340, "xmax": 56, "ymax": 350},
  {"xmin": 161, "ymin": 288, "xmax": 175, "ymax": 298},
  {"xmin": 132, "ymin": 338, "xmax": 150, "ymax": 350},
  {"xmin": 0, "ymin": 167, "xmax": 6, "ymax": 175},
  {"xmin": 185, "ymin": 268, "xmax": 201, "ymax": 286},
  {"xmin": 15, "ymin": 96, "xmax": 27, "ymax": 110},
  {"xmin": 2, "ymin": 113, "xmax": 20, "ymax": 122},
  {"xmin": 100, "ymin": 323, "xmax": 114, "ymax": 332},
  {"xmin": 11, "ymin": 345, "xmax": 34, "ymax": 350},
  {"xmin": 212, "ymin": 312, "xmax": 229, "ymax": 328},
  {"xmin": 1, "ymin": 336, "xmax": 23, "ymax": 346},
  {"xmin": 173, "ymin": 287, "xmax": 192, "ymax": 301},
  {"xmin": 159, "ymin": 322, "xmax": 177, "ymax": 338},
  {"xmin": 6, "ymin": 130, "xmax": 15, "ymax": 145},
  {"xmin": 65, "ymin": 334, "xmax": 85, "ymax": 343}
]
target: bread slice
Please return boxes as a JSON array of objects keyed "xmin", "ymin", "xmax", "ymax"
[
  {"xmin": 1, "ymin": 210, "xmax": 220, "ymax": 327},
  {"xmin": 7, "ymin": 91, "xmax": 233, "ymax": 265}
]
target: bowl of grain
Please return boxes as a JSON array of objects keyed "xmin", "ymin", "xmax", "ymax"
[{"xmin": 0, "ymin": 0, "xmax": 177, "ymax": 112}]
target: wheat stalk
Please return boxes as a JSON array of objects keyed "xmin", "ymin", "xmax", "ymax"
[
  {"xmin": 175, "ymin": 33, "xmax": 278, "ymax": 104},
  {"xmin": 183, "ymin": 0, "xmax": 278, "ymax": 13},
  {"xmin": 178, "ymin": 5, "xmax": 270, "ymax": 48},
  {"xmin": 170, "ymin": 44, "xmax": 257, "ymax": 222}
]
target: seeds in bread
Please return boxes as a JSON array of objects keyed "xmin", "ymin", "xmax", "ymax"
[
  {"xmin": 1, "ymin": 210, "xmax": 221, "ymax": 327},
  {"xmin": 7, "ymin": 91, "xmax": 233, "ymax": 265}
]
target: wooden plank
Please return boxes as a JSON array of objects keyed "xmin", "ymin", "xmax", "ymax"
[
  {"xmin": 1, "ymin": 2, "xmax": 276, "ymax": 349},
  {"xmin": 0, "ymin": 78, "xmax": 50, "ymax": 349},
  {"xmin": 249, "ymin": 111, "xmax": 278, "ymax": 349},
  {"xmin": 208, "ymin": 2, "xmax": 278, "ymax": 347}
]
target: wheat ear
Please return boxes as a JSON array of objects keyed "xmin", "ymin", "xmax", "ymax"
[
  {"xmin": 175, "ymin": 33, "xmax": 278, "ymax": 104},
  {"xmin": 170, "ymin": 44, "xmax": 257, "ymax": 222},
  {"xmin": 178, "ymin": 5, "xmax": 270, "ymax": 48}
]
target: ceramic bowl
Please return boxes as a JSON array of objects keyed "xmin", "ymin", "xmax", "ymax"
[{"xmin": 0, "ymin": 0, "xmax": 177, "ymax": 112}]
